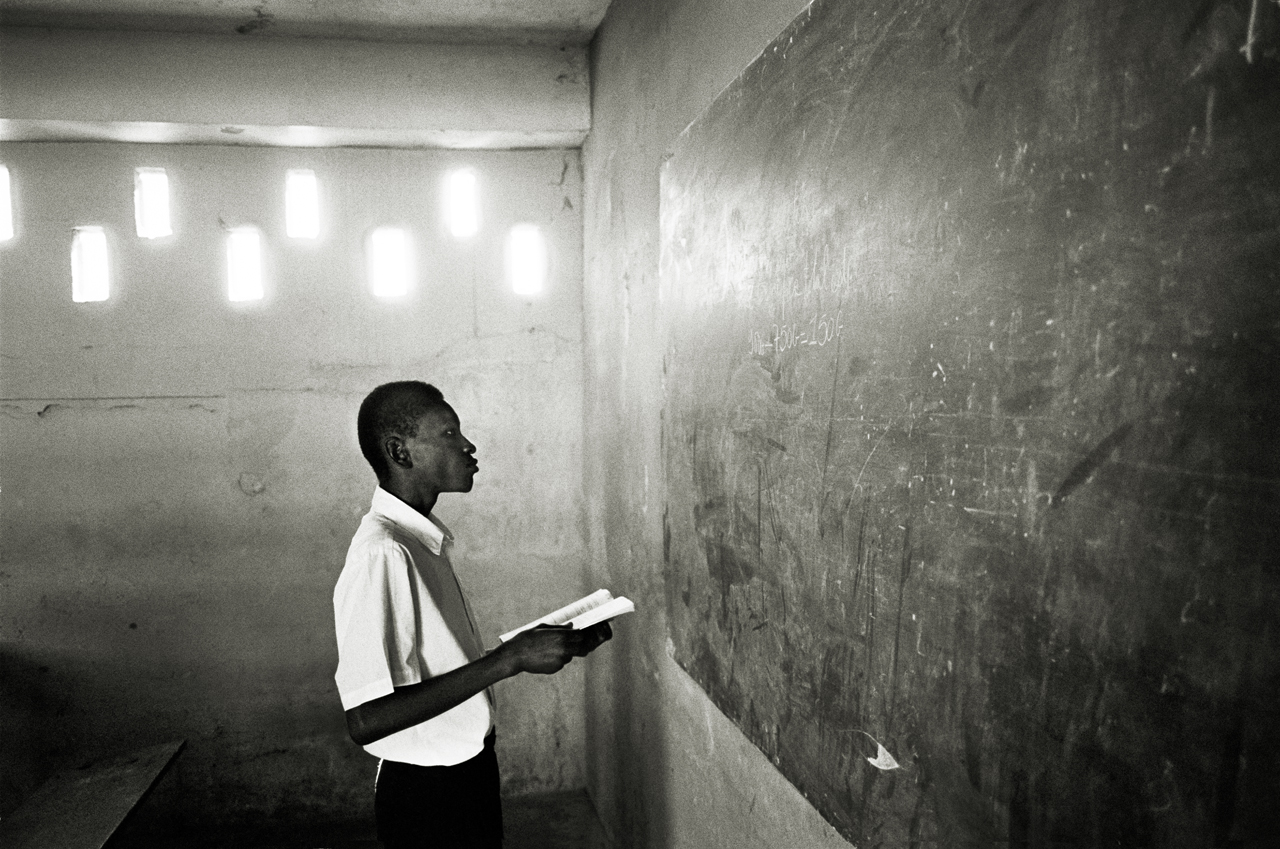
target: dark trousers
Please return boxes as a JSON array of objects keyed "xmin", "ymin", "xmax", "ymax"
[{"xmin": 374, "ymin": 734, "xmax": 503, "ymax": 849}]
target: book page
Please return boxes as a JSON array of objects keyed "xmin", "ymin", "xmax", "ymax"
[
  {"xmin": 566, "ymin": 596, "xmax": 634, "ymax": 630},
  {"xmin": 544, "ymin": 588, "xmax": 615, "ymax": 626},
  {"xmin": 499, "ymin": 589, "xmax": 615, "ymax": 642}
]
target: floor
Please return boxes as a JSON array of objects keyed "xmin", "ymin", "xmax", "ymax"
[
  {"xmin": 502, "ymin": 790, "xmax": 613, "ymax": 849},
  {"xmin": 114, "ymin": 789, "xmax": 612, "ymax": 849}
]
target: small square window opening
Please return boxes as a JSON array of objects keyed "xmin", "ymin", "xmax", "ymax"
[
  {"xmin": 443, "ymin": 169, "xmax": 480, "ymax": 239},
  {"xmin": 71, "ymin": 226, "xmax": 110, "ymax": 302},
  {"xmin": 227, "ymin": 227, "xmax": 265, "ymax": 302},
  {"xmin": 286, "ymin": 169, "xmax": 320, "ymax": 239},
  {"xmin": 0, "ymin": 165, "xmax": 13, "ymax": 241},
  {"xmin": 506, "ymin": 224, "xmax": 547, "ymax": 296},
  {"xmin": 134, "ymin": 167, "xmax": 172, "ymax": 239},
  {"xmin": 368, "ymin": 227, "xmax": 413, "ymax": 298}
]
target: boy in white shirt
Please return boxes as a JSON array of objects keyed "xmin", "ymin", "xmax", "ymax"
[{"xmin": 334, "ymin": 381, "xmax": 611, "ymax": 848}]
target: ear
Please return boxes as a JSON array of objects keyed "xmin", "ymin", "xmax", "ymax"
[{"xmin": 384, "ymin": 435, "xmax": 413, "ymax": 470}]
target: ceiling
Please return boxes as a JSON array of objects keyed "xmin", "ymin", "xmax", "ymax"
[{"xmin": 0, "ymin": 0, "xmax": 613, "ymax": 45}]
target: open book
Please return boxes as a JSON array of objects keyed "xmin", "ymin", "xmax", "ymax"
[{"xmin": 499, "ymin": 589, "xmax": 635, "ymax": 643}]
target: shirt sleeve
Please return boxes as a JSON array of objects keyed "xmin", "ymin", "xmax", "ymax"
[{"xmin": 333, "ymin": 538, "xmax": 423, "ymax": 711}]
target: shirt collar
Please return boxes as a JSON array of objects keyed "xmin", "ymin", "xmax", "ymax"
[{"xmin": 370, "ymin": 486, "xmax": 452, "ymax": 555}]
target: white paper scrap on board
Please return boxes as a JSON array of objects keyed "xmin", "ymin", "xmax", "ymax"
[
  {"xmin": 866, "ymin": 742, "xmax": 900, "ymax": 770},
  {"xmin": 859, "ymin": 731, "xmax": 901, "ymax": 770}
]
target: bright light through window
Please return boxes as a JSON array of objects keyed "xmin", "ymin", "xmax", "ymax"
[
  {"xmin": 443, "ymin": 169, "xmax": 480, "ymax": 238},
  {"xmin": 368, "ymin": 227, "xmax": 413, "ymax": 297},
  {"xmin": 506, "ymin": 224, "xmax": 547, "ymax": 296},
  {"xmin": 71, "ymin": 226, "xmax": 110, "ymax": 302},
  {"xmin": 0, "ymin": 165, "xmax": 12, "ymax": 241},
  {"xmin": 134, "ymin": 167, "xmax": 172, "ymax": 239},
  {"xmin": 227, "ymin": 227, "xmax": 264, "ymax": 302},
  {"xmin": 285, "ymin": 169, "xmax": 320, "ymax": 239}
]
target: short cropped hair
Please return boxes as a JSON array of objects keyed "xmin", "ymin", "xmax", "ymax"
[{"xmin": 357, "ymin": 381, "xmax": 447, "ymax": 481}]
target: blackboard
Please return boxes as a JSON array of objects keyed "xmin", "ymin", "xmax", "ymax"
[{"xmin": 660, "ymin": 0, "xmax": 1280, "ymax": 843}]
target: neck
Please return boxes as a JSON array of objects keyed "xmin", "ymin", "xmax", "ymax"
[{"xmin": 382, "ymin": 478, "xmax": 438, "ymax": 518}]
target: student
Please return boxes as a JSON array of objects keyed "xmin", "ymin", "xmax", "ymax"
[{"xmin": 333, "ymin": 380, "xmax": 611, "ymax": 849}]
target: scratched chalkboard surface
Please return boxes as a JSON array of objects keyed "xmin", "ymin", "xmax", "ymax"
[{"xmin": 660, "ymin": 0, "xmax": 1279, "ymax": 843}]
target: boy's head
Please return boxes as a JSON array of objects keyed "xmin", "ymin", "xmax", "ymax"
[{"xmin": 358, "ymin": 381, "xmax": 475, "ymax": 489}]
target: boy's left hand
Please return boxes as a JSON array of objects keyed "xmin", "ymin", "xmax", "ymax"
[{"xmin": 581, "ymin": 621, "xmax": 612, "ymax": 651}]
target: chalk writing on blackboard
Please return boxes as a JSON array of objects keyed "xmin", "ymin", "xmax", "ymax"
[{"xmin": 749, "ymin": 310, "xmax": 844, "ymax": 355}]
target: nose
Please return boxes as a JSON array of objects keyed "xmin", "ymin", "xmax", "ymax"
[{"xmin": 463, "ymin": 439, "xmax": 476, "ymax": 455}]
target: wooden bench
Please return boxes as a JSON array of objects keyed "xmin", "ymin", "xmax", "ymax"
[{"xmin": 0, "ymin": 740, "xmax": 184, "ymax": 849}]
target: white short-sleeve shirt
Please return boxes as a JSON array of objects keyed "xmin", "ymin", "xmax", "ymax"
[{"xmin": 334, "ymin": 487, "xmax": 493, "ymax": 766}]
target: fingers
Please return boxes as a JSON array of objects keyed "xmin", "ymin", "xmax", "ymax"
[
  {"xmin": 563, "ymin": 629, "xmax": 595, "ymax": 657},
  {"xmin": 586, "ymin": 622, "xmax": 612, "ymax": 649},
  {"xmin": 510, "ymin": 622, "xmax": 614, "ymax": 673},
  {"xmin": 512, "ymin": 627, "xmax": 585, "ymax": 672},
  {"xmin": 568, "ymin": 622, "xmax": 612, "ymax": 656}
]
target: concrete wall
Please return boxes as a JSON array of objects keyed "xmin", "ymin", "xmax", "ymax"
[
  {"xmin": 581, "ymin": 0, "xmax": 852, "ymax": 846},
  {"xmin": 0, "ymin": 142, "xmax": 587, "ymax": 833}
]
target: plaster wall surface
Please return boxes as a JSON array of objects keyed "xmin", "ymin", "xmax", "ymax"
[
  {"xmin": 582, "ymin": 0, "xmax": 850, "ymax": 846},
  {"xmin": 0, "ymin": 142, "xmax": 588, "ymax": 832}
]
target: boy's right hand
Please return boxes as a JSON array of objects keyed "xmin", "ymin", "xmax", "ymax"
[{"xmin": 502, "ymin": 622, "xmax": 613, "ymax": 675}]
